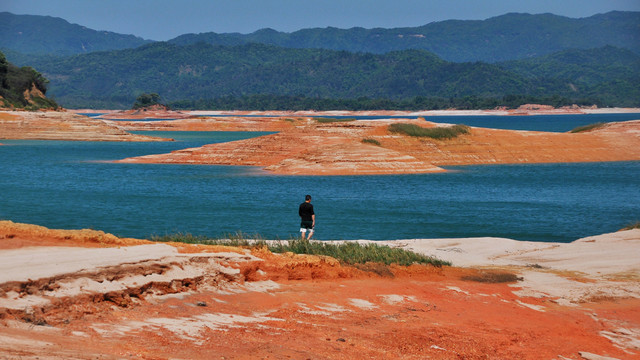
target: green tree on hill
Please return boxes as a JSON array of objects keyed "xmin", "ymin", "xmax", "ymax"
[{"xmin": 132, "ymin": 92, "xmax": 166, "ymax": 109}]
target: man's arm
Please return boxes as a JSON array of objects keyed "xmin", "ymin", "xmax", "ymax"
[{"xmin": 312, "ymin": 214, "xmax": 315, "ymax": 227}]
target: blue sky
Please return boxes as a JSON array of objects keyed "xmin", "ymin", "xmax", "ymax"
[{"xmin": 2, "ymin": 0, "xmax": 639, "ymax": 41}]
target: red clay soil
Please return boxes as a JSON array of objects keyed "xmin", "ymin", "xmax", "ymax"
[
  {"xmin": 117, "ymin": 118, "xmax": 640, "ymax": 175},
  {"xmin": 4, "ymin": 273, "xmax": 635, "ymax": 359},
  {"xmin": 0, "ymin": 222, "xmax": 637, "ymax": 359}
]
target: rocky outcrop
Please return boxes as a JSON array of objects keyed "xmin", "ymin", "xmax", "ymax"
[{"xmin": 0, "ymin": 110, "xmax": 171, "ymax": 141}]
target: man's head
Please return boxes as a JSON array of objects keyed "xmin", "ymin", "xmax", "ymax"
[{"xmin": 305, "ymin": 194, "xmax": 312, "ymax": 202}]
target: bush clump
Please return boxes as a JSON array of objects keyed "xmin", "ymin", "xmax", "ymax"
[
  {"xmin": 569, "ymin": 122, "xmax": 606, "ymax": 133},
  {"xmin": 362, "ymin": 138, "xmax": 381, "ymax": 146},
  {"xmin": 461, "ymin": 271, "xmax": 522, "ymax": 283},
  {"xmin": 389, "ymin": 123, "xmax": 470, "ymax": 139},
  {"xmin": 152, "ymin": 233, "xmax": 449, "ymax": 267},
  {"xmin": 132, "ymin": 92, "xmax": 166, "ymax": 110}
]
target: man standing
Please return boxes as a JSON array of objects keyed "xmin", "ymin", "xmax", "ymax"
[{"xmin": 298, "ymin": 194, "xmax": 315, "ymax": 240}]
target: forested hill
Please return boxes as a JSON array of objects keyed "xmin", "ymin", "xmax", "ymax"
[
  {"xmin": 26, "ymin": 42, "xmax": 640, "ymax": 109},
  {"xmin": 168, "ymin": 11, "xmax": 640, "ymax": 62},
  {"xmin": 0, "ymin": 51, "xmax": 58, "ymax": 109},
  {"xmin": 0, "ymin": 12, "xmax": 151, "ymax": 56},
  {"xmin": 501, "ymin": 46, "xmax": 640, "ymax": 106}
]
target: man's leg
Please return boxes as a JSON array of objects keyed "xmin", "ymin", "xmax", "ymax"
[{"xmin": 307, "ymin": 229, "xmax": 314, "ymax": 240}]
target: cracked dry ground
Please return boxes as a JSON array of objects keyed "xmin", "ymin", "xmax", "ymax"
[{"xmin": 0, "ymin": 225, "xmax": 638, "ymax": 359}]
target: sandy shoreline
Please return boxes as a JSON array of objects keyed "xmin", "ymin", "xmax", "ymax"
[{"xmin": 1, "ymin": 221, "xmax": 639, "ymax": 359}]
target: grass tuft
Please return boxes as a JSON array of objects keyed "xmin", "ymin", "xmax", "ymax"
[
  {"xmin": 152, "ymin": 233, "xmax": 450, "ymax": 267},
  {"xmin": 362, "ymin": 138, "xmax": 381, "ymax": 146},
  {"xmin": 569, "ymin": 122, "xmax": 606, "ymax": 133},
  {"xmin": 461, "ymin": 271, "xmax": 522, "ymax": 283},
  {"xmin": 389, "ymin": 123, "xmax": 470, "ymax": 139},
  {"xmin": 315, "ymin": 117, "xmax": 357, "ymax": 123},
  {"xmin": 621, "ymin": 221, "xmax": 640, "ymax": 231}
]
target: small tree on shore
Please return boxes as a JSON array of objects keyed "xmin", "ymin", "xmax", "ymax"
[{"xmin": 132, "ymin": 93, "xmax": 166, "ymax": 109}]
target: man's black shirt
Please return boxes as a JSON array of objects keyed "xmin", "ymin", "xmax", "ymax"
[{"xmin": 299, "ymin": 202, "xmax": 314, "ymax": 221}]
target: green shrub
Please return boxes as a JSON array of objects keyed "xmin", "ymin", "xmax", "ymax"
[
  {"xmin": 152, "ymin": 233, "xmax": 449, "ymax": 267},
  {"xmin": 362, "ymin": 138, "xmax": 381, "ymax": 146},
  {"xmin": 622, "ymin": 221, "xmax": 640, "ymax": 231},
  {"xmin": 462, "ymin": 271, "xmax": 522, "ymax": 283},
  {"xmin": 570, "ymin": 122, "xmax": 606, "ymax": 133},
  {"xmin": 389, "ymin": 123, "xmax": 470, "ymax": 139},
  {"xmin": 132, "ymin": 92, "xmax": 165, "ymax": 109}
]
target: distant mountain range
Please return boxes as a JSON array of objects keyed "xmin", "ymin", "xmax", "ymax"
[
  {"xmin": 168, "ymin": 11, "xmax": 640, "ymax": 62},
  {"xmin": 2, "ymin": 11, "xmax": 639, "ymax": 62},
  {"xmin": 0, "ymin": 12, "xmax": 151, "ymax": 56},
  {"xmin": 1, "ymin": 11, "xmax": 638, "ymax": 109}
]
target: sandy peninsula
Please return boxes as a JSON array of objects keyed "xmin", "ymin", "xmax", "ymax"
[
  {"xmin": 0, "ymin": 221, "xmax": 638, "ymax": 359},
  {"xmin": 4, "ymin": 108, "xmax": 637, "ymax": 175},
  {"xmin": 116, "ymin": 116, "xmax": 640, "ymax": 175}
]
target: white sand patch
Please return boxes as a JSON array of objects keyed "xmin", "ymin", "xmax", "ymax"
[
  {"xmin": 511, "ymin": 270, "xmax": 640, "ymax": 303},
  {"xmin": 0, "ymin": 244, "xmax": 178, "ymax": 283},
  {"xmin": 0, "ymin": 291, "xmax": 51, "ymax": 309},
  {"xmin": 348, "ymin": 237, "xmax": 547, "ymax": 267},
  {"xmin": 578, "ymin": 351, "xmax": 624, "ymax": 360},
  {"xmin": 0, "ymin": 256, "xmax": 247, "ymax": 310},
  {"xmin": 296, "ymin": 302, "xmax": 348, "ymax": 316},
  {"xmin": 316, "ymin": 303, "xmax": 348, "ymax": 313},
  {"xmin": 356, "ymin": 229, "xmax": 640, "ymax": 277},
  {"xmin": 379, "ymin": 294, "xmax": 418, "ymax": 305},
  {"xmin": 507, "ymin": 230, "xmax": 640, "ymax": 277},
  {"xmin": 243, "ymin": 280, "xmax": 280, "ymax": 293},
  {"xmin": 348, "ymin": 298, "xmax": 377, "ymax": 310},
  {"xmin": 0, "ymin": 333, "xmax": 52, "ymax": 347},
  {"xmin": 297, "ymin": 303, "xmax": 335, "ymax": 316},
  {"xmin": 515, "ymin": 300, "xmax": 546, "ymax": 312},
  {"xmin": 215, "ymin": 280, "xmax": 280, "ymax": 295},
  {"xmin": 54, "ymin": 262, "xmax": 209, "ymax": 296},
  {"xmin": 600, "ymin": 327, "xmax": 640, "ymax": 352},
  {"xmin": 348, "ymin": 230, "xmax": 640, "ymax": 302},
  {"xmin": 94, "ymin": 312, "xmax": 283, "ymax": 341},
  {"xmin": 445, "ymin": 286, "xmax": 470, "ymax": 295}
]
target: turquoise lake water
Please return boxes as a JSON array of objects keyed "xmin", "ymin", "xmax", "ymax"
[{"xmin": 1, "ymin": 115, "xmax": 639, "ymax": 242}]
